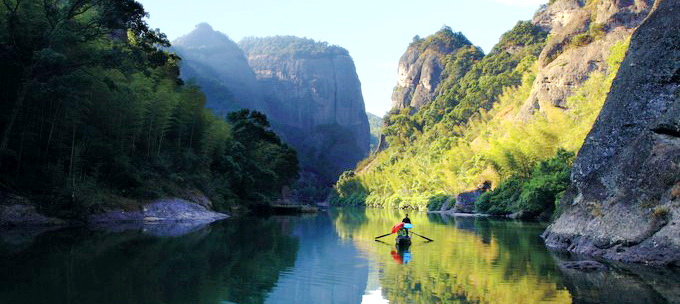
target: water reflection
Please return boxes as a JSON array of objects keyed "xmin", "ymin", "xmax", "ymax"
[
  {"xmin": 264, "ymin": 214, "xmax": 368, "ymax": 304},
  {"xmin": 332, "ymin": 209, "xmax": 572, "ymax": 303},
  {"xmin": 332, "ymin": 209, "xmax": 680, "ymax": 304},
  {"xmin": 0, "ymin": 217, "xmax": 299, "ymax": 304},
  {"xmin": 0, "ymin": 209, "xmax": 679, "ymax": 304}
]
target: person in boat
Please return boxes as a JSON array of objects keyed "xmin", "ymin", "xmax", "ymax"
[
  {"xmin": 397, "ymin": 225, "xmax": 409, "ymax": 237},
  {"xmin": 398, "ymin": 214, "xmax": 412, "ymax": 237}
]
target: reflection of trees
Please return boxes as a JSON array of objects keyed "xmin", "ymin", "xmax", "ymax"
[
  {"xmin": 332, "ymin": 209, "xmax": 572, "ymax": 304},
  {"xmin": 0, "ymin": 218, "xmax": 298, "ymax": 304}
]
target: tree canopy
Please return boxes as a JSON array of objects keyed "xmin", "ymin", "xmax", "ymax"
[{"xmin": 0, "ymin": 0, "xmax": 299, "ymax": 217}]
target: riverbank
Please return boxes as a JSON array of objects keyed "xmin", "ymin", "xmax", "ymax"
[{"xmin": 0, "ymin": 192, "xmax": 228, "ymax": 228}]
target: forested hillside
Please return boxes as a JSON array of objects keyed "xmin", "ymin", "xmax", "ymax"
[
  {"xmin": 333, "ymin": 0, "xmax": 650, "ymax": 218},
  {"xmin": 0, "ymin": 0, "xmax": 299, "ymax": 218},
  {"xmin": 367, "ymin": 113, "xmax": 383, "ymax": 152}
]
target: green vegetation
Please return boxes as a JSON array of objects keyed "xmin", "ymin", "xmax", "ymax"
[
  {"xmin": 475, "ymin": 149, "xmax": 574, "ymax": 217},
  {"xmin": 0, "ymin": 0, "xmax": 299, "ymax": 217},
  {"xmin": 333, "ymin": 20, "xmax": 630, "ymax": 217},
  {"xmin": 414, "ymin": 21, "xmax": 546, "ymax": 130},
  {"xmin": 239, "ymin": 36, "xmax": 348, "ymax": 58},
  {"xmin": 410, "ymin": 26, "xmax": 473, "ymax": 52},
  {"xmin": 568, "ymin": 20, "xmax": 607, "ymax": 49},
  {"xmin": 367, "ymin": 113, "xmax": 383, "ymax": 152}
]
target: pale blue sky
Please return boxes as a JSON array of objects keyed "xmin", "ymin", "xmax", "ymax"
[{"xmin": 138, "ymin": 0, "xmax": 546, "ymax": 116}]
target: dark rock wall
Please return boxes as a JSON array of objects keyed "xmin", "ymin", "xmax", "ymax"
[
  {"xmin": 245, "ymin": 49, "xmax": 371, "ymax": 183},
  {"xmin": 543, "ymin": 0, "xmax": 680, "ymax": 266}
]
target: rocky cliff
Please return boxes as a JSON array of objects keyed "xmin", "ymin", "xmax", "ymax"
[
  {"xmin": 519, "ymin": 0, "xmax": 654, "ymax": 117},
  {"xmin": 391, "ymin": 28, "xmax": 479, "ymax": 110},
  {"xmin": 543, "ymin": 0, "xmax": 680, "ymax": 266},
  {"xmin": 173, "ymin": 28, "xmax": 371, "ymax": 185},
  {"xmin": 240, "ymin": 36, "xmax": 371, "ymax": 183},
  {"xmin": 172, "ymin": 23, "xmax": 264, "ymax": 114}
]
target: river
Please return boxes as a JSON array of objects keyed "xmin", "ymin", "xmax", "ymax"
[{"xmin": 1, "ymin": 208, "xmax": 678, "ymax": 303}]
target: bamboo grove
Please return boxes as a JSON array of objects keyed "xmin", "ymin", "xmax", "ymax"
[
  {"xmin": 0, "ymin": 0, "xmax": 299, "ymax": 217},
  {"xmin": 333, "ymin": 22, "xmax": 630, "ymax": 217}
]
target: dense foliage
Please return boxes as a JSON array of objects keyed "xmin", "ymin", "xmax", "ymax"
[
  {"xmin": 410, "ymin": 26, "xmax": 474, "ymax": 52},
  {"xmin": 0, "ymin": 0, "xmax": 299, "ymax": 217},
  {"xmin": 366, "ymin": 113, "xmax": 383, "ymax": 152},
  {"xmin": 239, "ymin": 36, "xmax": 348, "ymax": 58},
  {"xmin": 333, "ymin": 19, "xmax": 630, "ymax": 216},
  {"xmin": 475, "ymin": 149, "xmax": 574, "ymax": 217}
]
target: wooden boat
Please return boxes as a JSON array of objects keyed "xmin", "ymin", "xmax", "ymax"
[{"xmin": 396, "ymin": 235, "xmax": 411, "ymax": 247}]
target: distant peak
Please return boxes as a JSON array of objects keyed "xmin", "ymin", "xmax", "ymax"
[
  {"xmin": 172, "ymin": 22, "xmax": 238, "ymax": 50},
  {"xmin": 195, "ymin": 23, "xmax": 214, "ymax": 31}
]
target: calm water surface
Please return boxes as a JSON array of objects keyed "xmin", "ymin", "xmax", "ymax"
[{"xmin": 1, "ymin": 209, "xmax": 679, "ymax": 304}]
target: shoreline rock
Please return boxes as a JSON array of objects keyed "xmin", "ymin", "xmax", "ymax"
[
  {"xmin": 1, "ymin": 194, "xmax": 228, "ymax": 228},
  {"xmin": 88, "ymin": 198, "xmax": 229, "ymax": 224},
  {"xmin": 0, "ymin": 203, "xmax": 67, "ymax": 227}
]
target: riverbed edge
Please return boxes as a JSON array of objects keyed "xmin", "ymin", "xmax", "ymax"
[{"xmin": 0, "ymin": 194, "xmax": 229, "ymax": 228}]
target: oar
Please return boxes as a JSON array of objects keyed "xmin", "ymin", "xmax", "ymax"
[
  {"xmin": 411, "ymin": 231, "xmax": 434, "ymax": 242},
  {"xmin": 374, "ymin": 232, "xmax": 393, "ymax": 240}
]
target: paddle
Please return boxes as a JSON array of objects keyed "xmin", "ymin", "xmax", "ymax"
[
  {"xmin": 410, "ymin": 231, "xmax": 434, "ymax": 242},
  {"xmin": 374, "ymin": 232, "xmax": 393, "ymax": 240}
]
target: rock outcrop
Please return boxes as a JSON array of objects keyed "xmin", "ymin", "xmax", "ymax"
[
  {"xmin": 0, "ymin": 204, "xmax": 65, "ymax": 227},
  {"xmin": 172, "ymin": 23, "xmax": 264, "ymax": 114},
  {"xmin": 392, "ymin": 28, "xmax": 477, "ymax": 110},
  {"xmin": 519, "ymin": 0, "xmax": 654, "ymax": 117},
  {"xmin": 89, "ymin": 198, "xmax": 228, "ymax": 224},
  {"xmin": 453, "ymin": 190, "xmax": 483, "ymax": 213},
  {"xmin": 543, "ymin": 0, "xmax": 680, "ymax": 266},
  {"xmin": 240, "ymin": 36, "xmax": 371, "ymax": 182},
  {"xmin": 0, "ymin": 192, "xmax": 66, "ymax": 226}
]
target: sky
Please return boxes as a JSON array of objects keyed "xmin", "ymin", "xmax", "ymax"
[{"xmin": 137, "ymin": 0, "xmax": 547, "ymax": 116}]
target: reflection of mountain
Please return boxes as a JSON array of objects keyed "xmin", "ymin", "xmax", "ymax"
[
  {"xmin": 0, "ymin": 219, "xmax": 298, "ymax": 304},
  {"xmin": 332, "ymin": 209, "xmax": 572, "ymax": 303},
  {"xmin": 265, "ymin": 214, "xmax": 369, "ymax": 304}
]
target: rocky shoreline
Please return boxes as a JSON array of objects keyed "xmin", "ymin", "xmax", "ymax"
[{"xmin": 0, "ymin": 195, "xmax": 229, "ymax": 228}]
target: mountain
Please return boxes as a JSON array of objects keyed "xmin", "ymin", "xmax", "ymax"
[
  {"xmin": 172, "ymin": 23, "xmax": 264, "ymax": 114},
  {"xmin": 543, "ymin": 0, "xmax": 680, "ymax": 266},
  {"xmin": 240, "ymin": 36, "xmax": 371, "ymax": 183},
  {"xmin": 173, "ymin": 28, "xmax": 370, "ymax": 186},
  {"xmin": 333, "ymin": 0, "xmax": 655, "ymax": 215},
  {"xmin": 518, "ymin": 0, "xmax": 654, "ymax": 118},
  {"xmin": 391, "ymin": 27, "xmax": 482, "ymax": 110}
]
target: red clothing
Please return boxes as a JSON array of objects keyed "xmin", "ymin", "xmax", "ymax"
[{"xmin": 391, "ymin": 222, "xmax": 404, "ymax": 234}]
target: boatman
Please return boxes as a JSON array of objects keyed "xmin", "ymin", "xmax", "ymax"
[{"xmin": 400, "ymin": 214, "xmax": 412, "ymax": 237}]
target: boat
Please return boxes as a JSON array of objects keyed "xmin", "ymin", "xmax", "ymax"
[{"xmin": 396, "ymin": 235, "xmax": 411, "ymax": 247}]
